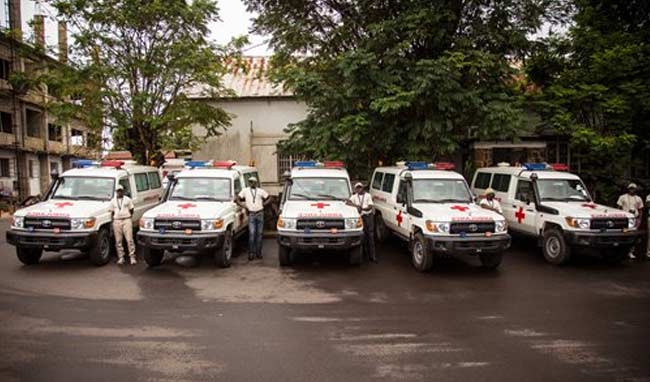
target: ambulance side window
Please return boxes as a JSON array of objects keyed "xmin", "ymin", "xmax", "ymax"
[
  {"xmin": 491, "ymin": 174, "xmax": 511, "ymax": 193},
  {"xmin": 371, "ymin": 172, "xmax": 384, "ymax": 190},
  {"xmin": 119, "ymin": 178, "xmax": 131, "ymax": 197},
  {"xmin": 474, "ymin": 172, "xmax": 491, "ymax": 189},
  {"xmin": 382, "ymin": 173, "xmax": 395, "ymax": 193},
  {"xmin": 515, "ymin": 180, "xmax": 534, "ymax": 203},
  {"xmin": 396, "ymin": 181, "xmax": 407, "ymax": 204}
]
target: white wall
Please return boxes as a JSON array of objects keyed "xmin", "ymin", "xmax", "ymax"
[
  {"xmin": 193, "ymin": 97, "xmax": 308, "ymax": 194},
  {"xmin": 26, "ymin": 153, "xmax": 40, "ymax": 196}
]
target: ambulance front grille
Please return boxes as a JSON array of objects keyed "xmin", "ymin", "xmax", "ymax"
[
  {"xmin": 449, "ymin": 222, "xmax": 495, "ymax": 234},
  {"xmin": 154, "ymin": 219, "xmax": 201, "ymax": 231},
  {"xmin": 590, "ymin": 218, "xmax": 628, "ymax": 230},
  {"xmin": 297, "ymin": 219, "xmax": 345, "ymax": 230},
  {"xmin": 24, "ymin": 217, "xmax": 71, "ymax": 230}
]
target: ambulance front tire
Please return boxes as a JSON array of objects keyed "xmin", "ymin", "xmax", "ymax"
[
  {"xmin": 89, "ymin": 226, "xmax": 112, "ymax": 266},
  {"xmin": 349, "ymin": 245, "xmax": 363, "ymax": 266},
  {"xmin": 412, "ymin": 233, "xmax": 433, "ymax": 272},
  {"xmin": 375, "ymin": 214, "xmax": 387, "ymax": 243},
  {"xmin": 542, "ymin": 228, "xmax": 571, "ymax": 265},
  {"xmin": 16, "ymin": 247, "xmax": 42, "ymax": 265},
  {"xmin": 143, "ymin": 247, "xmax": 164, "ymax": 267},
  {"xmin": 479, "ymin": 252, "xmax": 503, "ymax": 269},
  {"xmin": 215, "ymin": 229, "xmax": 233, "ymax": 268},
  {"xmin": 278, "ymin": 244, "xmax": 292, "ymax": 266}
]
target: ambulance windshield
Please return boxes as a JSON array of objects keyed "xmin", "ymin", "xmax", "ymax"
[
  {"xmin": 51, "ymin": 177, "xmax": 115, "ymax": 201},
  {"xmin": 169, "ymin": 177, "xmax": 231, "ymax": 201},
  {"xmin": 412, "ymin": 179, "xmax": 472, "ymax": 203},
  {"xmin": 536, "ymin": 179, "xmax": 590, "ymax": 202},
  {"xmin": 288, "ymin": 177, "xmax": 351, "ymax": 200}
]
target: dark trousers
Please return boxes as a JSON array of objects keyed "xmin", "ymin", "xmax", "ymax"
[
  {"xmin": 362, "ymin": 214, "xmax": 376, "ymax": 261},
  {"xmin": 248, "ymin": 211, "xmax": 264, "ymax": 257}
]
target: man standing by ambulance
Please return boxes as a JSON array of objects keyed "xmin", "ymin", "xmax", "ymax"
[
  {"xmin": 110, "ymin": 185, "xmax": 136, "ymax": 265},
  {"xmin": 617, "ymin": 183, "xmax": 643, "ymax": 260},
  {"xmin": 348, "ymin": 182, "xmax": 377, "ymax": 263},
  {"xmin": 237, "ymin": 177, "xmax": 270, "ymax": 261}
]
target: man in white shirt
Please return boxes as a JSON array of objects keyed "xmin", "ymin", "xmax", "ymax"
[
  {"xmin": 347, "ymin": 182, "xmax": 376, "ymax": 263},
  {"xmin": 237, "ymin": 177, "xmax": 270, "ymax": 261},
  {"xmin": 479, "ymin": 188, "xmax": 503, "ymax": 214},
  {"xmin": 109, "ymin": 185, "xmax": 136, "ymax": 265},
  {"xmin": 617, "ymin": 183, "xmax": 643, "ymax": 259}
]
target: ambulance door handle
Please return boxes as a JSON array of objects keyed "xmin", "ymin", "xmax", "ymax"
[{"xmin": 526, "ymin": 209, "xmax": 535, "ymax": 212}]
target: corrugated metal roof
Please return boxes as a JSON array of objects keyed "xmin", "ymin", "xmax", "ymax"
[{"xmin": 187, "ymin": 56, "xmax": 293, "ymax": 99}]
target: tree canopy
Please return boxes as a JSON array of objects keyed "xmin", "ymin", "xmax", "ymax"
[
  {"xmin": 47, "ymin": 0, "xmax": 244, "ymax": 164},
  {"xmin": 246, "ymin": 0, "xmax": 567, "ymax": 177}
]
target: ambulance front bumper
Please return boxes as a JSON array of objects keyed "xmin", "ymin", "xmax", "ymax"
[
  {"xmin": 564, "ymin": 230, "xmax": 640, "ymax": 249},
  {"xmin": 6, "ymin": 229, "xmax": 98, "ymax": 251},
  {"xmin": 137, "ymin": 231, "xmax": 224, "ymax": 251},
  {"xmin": 278, "ymin": 231, "xmax": 363, "ymax": 251},
  {"xmin": 426, "ymin": 234, "xmax": 511, "ymax": 255}
]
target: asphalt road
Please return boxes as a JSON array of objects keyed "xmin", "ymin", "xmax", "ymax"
[{"xmin": 1, "ymin": 219, "xmax": 649, "ymax": 382}]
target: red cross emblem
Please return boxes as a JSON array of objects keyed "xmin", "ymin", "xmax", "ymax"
[
  {"xmin": 177, "ymin": 203, "xmax": 196, "ymax": 209},
  {"xmin": 582, "ymin": 203, "xmax": 596, "ymax": 209},
  {"xmin": 54, "ymin": 202, "xmax": 73, "ymax": 208},
  {"xmin": 515, "ymin": 207, "xmax": 526, "ymax": 224},
  {"xmin": 450, "ymin": 205, "xmax": 469, "ymax": 212},
  {"xmin": 396, "ymin": 210, "xmax": 403, "ymax": 226},
  {"xmin": 311, "ymin": 203, "xmax": 330, "ymax": 209}
]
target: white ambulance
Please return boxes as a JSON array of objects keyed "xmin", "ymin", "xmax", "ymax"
[
  {"xmin": 470, "ymin": 163, "xmax": 640, "ymax": 264},
  {"xmin": 277, "ymin": 161, "xmax": 364, "ymax": 266},
  {"xmin": 137, "ymin": 160, "xmax": 258, "ymax": 268},
  {"xmin": 7, "ymin": 160, "xmax": 163, "ymax": 266},
  {"xmin": 372, "ymin": 162, "xmax": 510, "ymax": 271}
]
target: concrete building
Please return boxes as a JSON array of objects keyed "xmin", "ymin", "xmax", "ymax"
[
  {"xmin": 0, "ymin": 0, "xmax": 95, "ymax": 199},
  {"xmin": 190, "ymin": 57, "xmax": 308, "ymax": 194}
]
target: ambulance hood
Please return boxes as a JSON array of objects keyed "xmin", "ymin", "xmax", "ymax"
[
  {"xmin": 282, "ymin": 200, "xmax": 359, "ymax": 219},
  {"xmin": 412, "ymin": 202, "xmax": 504, "ymax": 222},
  {"xmin": 16, "ymin": 199, "xmax": 110, "ymax": 218},
  {"xmin": 541, "ymin": 201, "xmax": 634, "ymax": 219},
  {"xmin": 144, "ymin": 201, "xmax": 233, "ymax": 220}
]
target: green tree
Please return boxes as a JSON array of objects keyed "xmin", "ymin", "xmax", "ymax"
[
  {"xmin": 246, "ymin": 0, "xmax": 565, "ymax": 177},
  {"xmin": 47, "ymin": 0, "xmax": 244, "ymax": 164},
  {"xmin": 527, "ymin": 0, "xmax": 650, "ymax": 201}
]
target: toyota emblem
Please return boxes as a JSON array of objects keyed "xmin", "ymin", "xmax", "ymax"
[
  {"xmin": 606, "ymin": 220, "xmax": 614, "ymax": 228},
  {"xmin": 315, "ymin": 221, "xmax": 326, "ymax": 229},
  {"xmin": 172, "ymin": 221, "xmax": 182, "ymax": 229},
  {"xmin": 468, "ymin": 224, "xmax": 479, "ymax": 232},
  {"xmin": 42, "ymin": 220, "xmax": 52, "ymax": 228}
]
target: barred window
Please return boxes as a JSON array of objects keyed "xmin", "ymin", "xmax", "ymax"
[{"xmin": 277, "ymin": 148, "xmax": 304, "ymax": 180}]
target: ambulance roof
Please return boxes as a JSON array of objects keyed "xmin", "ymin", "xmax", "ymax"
[
  {"xmin": 375, "ymin": 167, "xmax": 464, "ymax": 180},
  {"xmin": 476, "ymin": 166, "xmax": 582, "ymax": 180},
  {"xmin": 175, "ymin": 165, "xmax": 255, "ymax": 179},
  {"xmin": 291, "ymin": 167, "xmax": 350, "ymax": 179},
  {"xmin": 62, "ymin": 165, "xmax": 156, "ymax": 178}
]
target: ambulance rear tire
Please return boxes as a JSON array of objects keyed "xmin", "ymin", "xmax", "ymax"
[
  {"xmin": 412, "ymin": 233, "xmax": 433, "ymax": 272},
  {"xmin": 89, "ymin": 227, "xmax": 112, "ymax": 266},
  {"xmin": 215, "ymin": 229, "xmax": 233, "ymax": 268},
  {"xmin": 375, "ymin": 214, "xmax": 388, "ymax": 243},
  {"xmin": 16, "ymin": 247, "xmax": 42, "ymax": 265},
  {"xmin": 349, "ymin": 245, "xmax": 363, "ymax": 266},
  {"xmin": 143, "ymin": 248, "xmax": 164, "ymax": 267},
  {"xmin": 479, "ymin": 252, "xmax": 503, "ymax": 269},
  {"xmin": 278, "ymin": 244, "xmax": 292, "ymax": 266},
  {"xmin": 542, "ymin": 229, "xmax": 571, "ymax": 265}
]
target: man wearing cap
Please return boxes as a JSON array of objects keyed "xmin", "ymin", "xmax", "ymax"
[
  {"xmin": 479, "ymin": 188, "xmax": 503, "ymax": 214},
  {"xmin": 237, "ymin": 177, "xmax": 270, "ymax": 261},
  {"xmin": 347, "ymin": 182, "xmax": 376, "ymax": 263},
  {"xmin": 109, "ymin": 185, "xmax": 136, "ymax": 265},
  {"xmin": 617, "ymin": 183, "xmax": 643, "ymax": 259}
]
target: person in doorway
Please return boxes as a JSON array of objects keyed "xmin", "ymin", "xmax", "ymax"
[
  {"xmin": 479, "ymin": 188, "xmax": 503, "ymax": 214},
  {"xmin": 617, "ymin": 183, "xmax": 643, "ymax": 259},
  {"xmin": 347, "ymin": 182, "xmax": 376, "ymax": 263},
  {"xmin": 110, "ymin": 185, "xmax": 136, "ymax": 265},
  {"xmin": 237, "ymin": 177, "xmax": 270, "ymax": 261},
  {"xmin": 646, "ymin": 192, "xmax": 650, "ymax": 259}
]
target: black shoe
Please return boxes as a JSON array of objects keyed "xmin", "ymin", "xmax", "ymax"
[
  {"xmin": 248, "ymin": 254, "xmax": 255, "ymax": 261},
  {"xmin": 371, "ymin": 258, "xmax": 378, "ymax": 263}
]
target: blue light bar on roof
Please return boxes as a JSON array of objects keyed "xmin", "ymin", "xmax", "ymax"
[
  {"xmin": 406, "ymin": 161, "xmax": 428, "ymax": 170},
  {"xmin": 523, "ymin": 163, "xmax": 548, "ymax": 171},
  {"xmin": 186, "ymin": 161, "xmax": 207, "ymax": 168},
  {"xmin": 71, "ymin": 159, "xmax": 95, "ymax": 168},
  {"xmin": 294, "ymin": 160, "xmax": 317, "ymax": 167}
]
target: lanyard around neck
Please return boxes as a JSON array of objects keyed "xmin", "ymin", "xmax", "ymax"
[{"xmin": 250, "ymin": 188, "xmax": 257, "ymax": 202}]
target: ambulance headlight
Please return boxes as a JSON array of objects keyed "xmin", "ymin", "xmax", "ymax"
[
  {"xmin": 628, "ymin": 218, "xmax": 636, "ymax": 229},
  {"xmin": 345, "ymin": 218, "xmax": 362, "ymax": 230},
  {"xmin": 201, "ymin": 219, "xmax": 224, "ymax": 231},
  {"xmin": 426, "ymin": 221, "xmax": 450, "ymax": 233},
  {"xmin": 71, "ymin": 217, "xmax": 96, "ymax": 230},
  {"xmin": 277, "ymin": 217, "xmax": 296, "ymax": 230},
  {"xmin": 565, "ymin": 217, "xmax": 590, "ymax": 230},
  {"xmin": 140, "ymin": 217, "xmax": 154, "ymax": 230},
  {"xmin": 12, "ymin": 216, "xmax": 24, "ymax": 228},
  {"xmin": 495, "ymin": 220, "xmax": 508, "ymax": 233}
]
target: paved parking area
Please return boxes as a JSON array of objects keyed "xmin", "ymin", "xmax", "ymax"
[{"xmin": 1, "ymin": 220, "xmax": 649, "ymax": 382}]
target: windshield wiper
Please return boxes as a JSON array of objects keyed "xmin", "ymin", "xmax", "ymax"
[
  {"xmin": 435, "ymin": 198, "xmax": 470, "ymax": 203},
  {"xmin": 76, "ymin": 195, "xmax": 106, "ymax": 200},
  {"xmin": 414, "ymin": 199, "xmax": 439, "ymax": 203},
  {"xmin": 170, "ymin": 196, "xmax": 196, "ymax": 201},
  {"xmin": 195, "ymin": 196, "xmax": 223, "ymax": 201},
  {"xmin": 290, "ymin": 192, "xmax": 315, "ymax": 200},
  {"xmin": 316, "ymin": 194, "xmax": 344, "ymax": 200},
  {"xmin": 542, "ymin": 197, "xmax": 572, "ymax": 202},
  {"xmin": 52, "ymin": 195, "xmax": 75, "ymax": 200}
]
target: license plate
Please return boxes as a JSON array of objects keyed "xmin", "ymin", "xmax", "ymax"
[
  {"xmin": 172, "ymin": 244, "xmax": 179, "ymax": 249},
  {"xmin": 476, "ymin": 248, "xmax": 482, "ymax": 253},
  {"xmin": 318, "ymin": 244, "xmax": 324, "ymax": 249}
]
